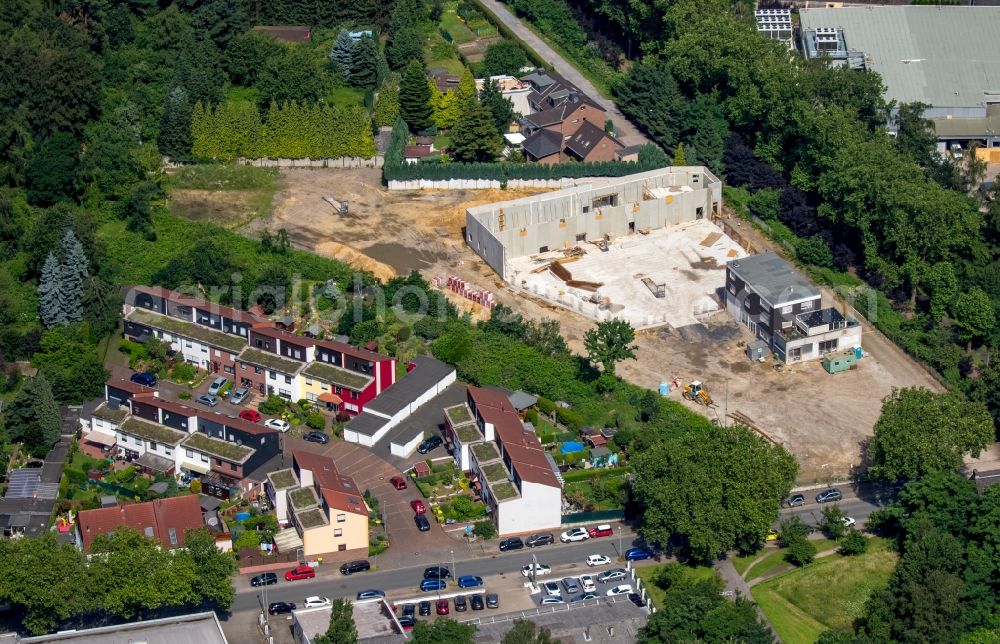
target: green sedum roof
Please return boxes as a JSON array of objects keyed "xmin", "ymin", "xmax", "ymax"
[
  {"xmin": 445, "ymin": 404, "xmax": 473, "ymax": 425},
  {"xmin": 296, "ymin": 507, "xmax": 328, "ymax": 529},
  {"xmin": 290, "ymin": 486, "xmax": 319, "ymax": 510},
  {"xmin": 268, "ymin": 469, "xmax": 298, "ymax": 490},
  {"xmin": 128, "ymin": 309, "xmax": 248, "ymax": 352},
  {"xmin": 183, "ymin": 432, "xmax": 254, "ymax": 463},
  {"xmin": 120, "ymin": 417, "xmax": 187, "ymax": 445},
  {"xmin": 302, "ymin": 361, "xmax": 373, "ymax": 391},
  {"xmin": 472, "ymin": 442, "xmax": 501, "ymax": 463},
  {"xmin": 239, "ymin": 347, "xmax": 304, "ymax": 374}
]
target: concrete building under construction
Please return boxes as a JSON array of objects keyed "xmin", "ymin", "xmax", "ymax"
[{"xmin": 465, "ymin": 167, "xmax": 723, "ymax": 281}]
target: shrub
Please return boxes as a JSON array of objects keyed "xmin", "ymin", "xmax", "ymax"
[
  {"xmin": 839, "ymin": 530, "xmax": 869, "ymax": 556},
  {"xmin": 784, "ymin": 536, "xmax": 816, "ymax": 566},
  {"xmin": 820, "ymin": 505, "xmax": 848, "ymax": 540},
  {"xmin": 414, "ymin": 479, "xmax": 433, "ymax": 498},
  {"xmin": 305, "ymin": 412, "xmax": 326, "ymax": 430},
  {"xmin": 524, "ymin": 408, "xmax": 539, "ymax": 425},
  {"xmin": 473, "ymin": 520, "xmax": 497, "ymax": 540},
  {"xmin": 369, "ymin": 536, "xmax": 389, "ymax": 556},
  {"xmin": 536, "ymin": 397, "xmax": 556, "ymax": 415},
  {"xmin": 178, "ymin": 391, "xmax": 192, "ymax": 400},
  {"xmin": 171, "ymin": 362, "xmax": 196, "ymax": 382},
  {"xmin": 189, "ymin": 479, "xmax": 202, "ymax": 494},
  {"xmin": 258, "ymin": 395, "xmax": 286, "ymax": 415},
  {"xmin": 556, "ymin": 407, "xmax": 584, "ymax": 430},
  {"xmin": 777, "ymin": 515, "xmax": 811, "ymax": 547}
]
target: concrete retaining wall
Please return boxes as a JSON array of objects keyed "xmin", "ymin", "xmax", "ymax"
[
  {"xmin": 388, "ymin": 177, "xmax": 600, "ymax": 190},
  {"xmin": 238, "ymin": 156, "xmax": 384, "ymax": 168}
]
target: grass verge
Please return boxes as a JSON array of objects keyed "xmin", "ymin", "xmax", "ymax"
[
  {"xmin": 634, "ymin": 564, "xmax": 716, "ymax": 609},
  {"xmin": 746, "ymin": 538, "xmax": 839, "ymax": 582}
]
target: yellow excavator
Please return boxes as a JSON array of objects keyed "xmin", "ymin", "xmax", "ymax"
[{"xmin": 682, "ymin": 381, "xmax": 714, "ymax": 406}]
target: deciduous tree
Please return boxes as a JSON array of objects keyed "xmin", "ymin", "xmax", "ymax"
[
  {"xmin": 583, "ymin": 318, "xmax": 637, "ymax": 375},
  {"xmin": 25, "ymin": 132, "xmax": 80, "ymax": 207},
  {"xmin": 315, "ymin": 598, "xmax": 358, "ymax": 644},
  {"xmin": 952, "ymin": 287, "xmax": 995, "ymax": 349},
  {"xmin": 412, "ymin": 618, "xmax": 476, "ymax": 644},
  {"xmin": 868, "ymin": 388, "xmax": 994, "ymax": 482},
  {"xmin": 483, "ymin": 40, "xmax": 529, "ymax": 77}
]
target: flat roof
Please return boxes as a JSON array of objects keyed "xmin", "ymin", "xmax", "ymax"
[
  {"xmin": 238, "ymin": 347, "xmax": 304, "ymax": 374},
  {"xmin": 182, "ymin": 432, "xmax": 254, "ymax": 463},
  {"xmin": 363, "ymin": 356, "xmax": 455, "ymax": 417},
  {"xmin": 120, "ymin": 417, "xmax": 187, "ymax": 446},
  {"xmin": 302, "ymin": 361, "xmax": 373, "ymax": 391},
  {"xmin": 799, "ymin": 6, "xmax": 1000, "ymax": 108},
  {"xmin": 19, "ymin": 611, "xmax": 227, "ymax": 643},
  {"xmin": 344, "ymin": 411, "xmax": 390, "ymax": 438},
  {"xmin": 126, "ymin": 309, "xmax": 248, "ymax": 352},
  {"xmin": 727, "ymin": 252, "xmax": 820, "ymax": 307}
]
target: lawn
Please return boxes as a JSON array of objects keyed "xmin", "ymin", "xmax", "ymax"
[
  {"xmin": 635, "ymin": 564, "xmax": 717, "ymax": 610},
  {"xmin": 326, "ymin": 86, "xmax": 366, "ymax": 109},
  {"xmin": 440, "ymin": 4, "xmax": 476, "ymax": 44},
  {"xmin": 743, "ymin": 539, "xmax": 839, "ymax": 582},
  {"xmin": 752, "ymin": 538, "xmax": 897, "ymax": 644},
  {"xmin": 424, "ymin": 25, "xmax": 466, "ymax": 75}
]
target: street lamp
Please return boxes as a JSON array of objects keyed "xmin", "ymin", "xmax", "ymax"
[{"xmin": 451, "ymin": 549, "xmax": 456, "ymax": 581}]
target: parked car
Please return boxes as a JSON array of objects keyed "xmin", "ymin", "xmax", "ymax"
[
  {"xmin": 436, "ymin": 599, "xmax": 449, "ymax": 615},
  {"xmin": 560, "ymin": 527, "xmax": 589, "ymax": 543},
  {"xmin": 195, "ymin": 394, "xmax": 219, "ymax": 407},
  {"xmin": 356, "ymin": 589, "xmax": 385, "ymax": 601},
  {"xmin": 842, "ymin": 516, "xmax": 857, "ymax": 527},
  {"xmin": 588, "ymin": 524, "xmax": 613, "ymax": 538},
  {"xmin": 401, "ymin": 604, "xmax": 415, "ymax": 620},
  {"xmin": 787, "ymin": 494, "xmax": 806, "ymax": 508},
  {"xmin": 268, "ymin": 602, "xmax": 295, "ymax": 615},
  {"xmin": 816, "ymin": 488, "xmax": 843, "ymax": 503},
  {"xmin": 561, "ymin": 577, "xmax": 580, "ymax": 594},
  {"xmin": 264, "ymin": 418, "xmax": 290, "ymax": 432},
  {"xmin": 628, "ymin": 593, "xmax": 645, "ymax": 607},
  {"xmin": 207, "ymin": 377, "xmax": 228, "ymax": 396},
  {"xmin": 239, "ymin": 409, "xmax": 261, "ymax": 423},
  {"xmin": 541, "ymin": 581, "xmax": 561, "ymax": 596},
  {"xmin": 410, "ymin": 499, "xmax": 426, "ymax": 514},
  {"xmin": 597, "ymin": 569, "xmax": 628, "ymax": 584},
  {"xmin": 454, "ymin": 595, "xmax": 468, "ymax": 612},
  {"xmin": 571, "ymin": 592, "xmax": 601, "ymax": 603},
  {"xmin": 526, "ymin": 533, "xmax": 554, "ymax": 548},
  {"xmin": 586, "ymin": 554, "xmax": 611, "ymax": 567},
  {"xmin": 624, "ymin": 548, "xmax": 652, "ymax": 561},
  {"xmin": 419, "ymin": 600, "xmax": 431, "ymax": 616},
  {"xmin": 284, "ymin": 566, "xmax": 315, "ymax": 581},
  {"xmin": 390, "ymin": 476, "xmax": 407, "ymax": 490},
  {"xmin": 423, "ymin": 566, "xmax": 451, "ymax": 580},
  {"xmin": 521, "ymin": 563, "xmax": 551, "ymax": 577},
  {"xmin": 339, "ymin": 560, "xmax": 371, "ymax": 575},
  {"xmin": 470, "ymin": 594, "xmax": 485, "ymax": 611},
  {"xmin": 251, "ymin": 572, "xmax": 277, "ymax": 587},
  {"xmin": 414, "ymin": 514, "xmax": 430, "ymax": 531},
  {"xmin": 229, "ymin": 387, "xmax": 250, "ymax": 405},
  {"xmin": 499, "ymin": 537, "xmax": 524, "ymax": 552},
  {"xmin": 398, "ymin": 616, "xmax": 415, "ymax": 632},
  {"xmin": 579, "ymin": 575, "xmax": 597, "ymax": 592},
  {"xmin": 606, "ymin": 584, "xmax": 633, "ymax": 597},
  {"xmin": 420, "ymin": 578, "xmax": 447, "ymax": 592},
  {"xmin": 486, "ymin": 593, "xmax": 499, "ymax": 609},
  {"xmin": 540, "ymin": 595, "xmax": 565, "ymax": 605},
  {"xmin": 458, "ymin": 575, "xmax": 483, "ymax": 588},
  {"xmin": 303, "ymin": 596, "xmax": 331, "ymax": 608},
  {"xmin": 130, "ymin": 372, "xmax": 157, "ymax": 387},
  {"xmin": 304, "ymin": 431, "xmax": 329, "ymax": 444},
  {"xmin": 417, "ymin": 435, "xmax": 443, "ymax": 454}
]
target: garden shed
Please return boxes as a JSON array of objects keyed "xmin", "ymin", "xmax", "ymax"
[{"xmin": 589, "ymin": 447, "xmax": 613, "ymax": 467}]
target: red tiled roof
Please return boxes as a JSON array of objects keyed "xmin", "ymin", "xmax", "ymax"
[
  {"xmin": 106, "ymin": 379, "xmax": 154, "ymax": 395},
  {"xmin": 404, "ymin": 145, "xmax": 433, "ymax": 158},
  {"xmin": 130, "ymin": 392, "xmax": 198, "ymax": 417},
  {"xmin": 76, "ymin": 495, "xmax": 203, "ymax": 552},
  {"xmin": 292, "ymin": 451, "xmax": 367, "ymax": 516},
  {"xmin": 467, "ymin": 386, "xmax": 559, "ymax": 488},
  {"xmin": 321, "ymin": 488, "xmax": 368, "ymax": 517}
]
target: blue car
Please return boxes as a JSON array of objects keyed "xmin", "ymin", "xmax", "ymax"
[
  {"xmin": 420, "ymin": 578, "xmax": 447, "ymax": 592},
  {"xmin": 457, "ymin": 575, "xmax": 483, "ymax": 588},
  {"xmin": 624, "ymin": 547, "xmax": 652, "ymax": 561}
]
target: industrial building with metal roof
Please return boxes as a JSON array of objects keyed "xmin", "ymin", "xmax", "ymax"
[{"xmin": 799, "ymin": 6, "xmax": 1000, "ymax": 150}]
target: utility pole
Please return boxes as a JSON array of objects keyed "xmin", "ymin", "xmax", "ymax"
[{"xmin": 451, "ymin": 549, "xmax": 456, "ymax": 581}]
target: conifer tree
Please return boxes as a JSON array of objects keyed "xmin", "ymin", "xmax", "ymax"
[
  {"xmin": 191, "ymin": 100, "xmax": 211, "ymax": 158},
  {"xmin": 374, "ymin": 75, "xmax": 401, "ymax": 127},
  {"xmin": 38, "ymin": 252, "xmax": 67, "ymax": 329},
  {"xmin": 61, "ymin": 230, "xmax": 88, "ymax": 324},
  {"xmin": 480, "ymin": 78, "xmax": 515, "ymax": 134},
  {"xmin": 329, "ymin": 30, "xmax": 356, "ymax": 80},
  {"xmin": 456, "ymin": 67, "xmax": 477, "ymax": 113},
  {"xmin": 349, "ymin": 36, "xmax": 380, "ymax": 89},
  {"xmin": 672, "ymin": 143, "xmax": 687, "ymax": 166},
  {"xmin": 399, "ymin": 59, "xmax": 433, "ymax": 133},
  {"xmin": 450, "ymin": 100, "xmax": 502, "ymax": 162},
  {"xmin": 433, "ymin": 90, "xmax": 460, "ymax": 130},
  {"xmin": 386, "ymin": 0, "xmax": 422, "ymax": 70},
  {"xmin": 158, "ymin": 86, "xmax": 193, "ymax": 159},
  {"xmin": 5, "ymin": 373, "xmax": 62, "ymax": 457}
]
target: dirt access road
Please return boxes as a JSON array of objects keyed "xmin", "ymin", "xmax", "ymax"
[{"xmin": 252, "ymin": 169, "xmax": 939, "ymax": 483}]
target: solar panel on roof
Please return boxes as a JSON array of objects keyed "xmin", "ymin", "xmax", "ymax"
[{"xmin": 4, "ymin": 469, "xmax": 41, "ymax": 499}]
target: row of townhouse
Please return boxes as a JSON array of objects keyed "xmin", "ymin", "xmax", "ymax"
[
  {"xmin": 265, "ymin": 451, "xmax": 369, "ymax": 559},
  {"xmin": 121, "ymin": 286, "xmax": 396, "ymax": 416},
  {"xmin": 89, "ymin": 379, "xmax": 282, "ymax": 499},
  {"xmin": 442, "ymin": 386, "xmax": 562, "ymax": 536}
]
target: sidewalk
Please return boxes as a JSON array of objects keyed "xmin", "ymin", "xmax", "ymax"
[{"xmin": 476, "ymin": 0, "xmax": 650, "ymax": 148}]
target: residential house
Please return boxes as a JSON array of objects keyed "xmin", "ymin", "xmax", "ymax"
[
  {"xmin": 563, "ymin": 121, "xmax": 623, "ymax": 163},
  {"xmin": 404, "ymin": 145, "xmax": 434, "ymax": 164},
  {"xmin": 443, "ymin": 386, "xmax": 562, "ymax": 535},
  {"xmin": 427, "ymin": 67, "xmax": 460, "ymax": 93},
  {"xmin": 75, "ymin": 494, "xmax": 205, "ymax": 552},
  {"xmin": 725, "ymin": 252, "xmax": 862, "ymax": 363},
  {"xmin": 476, "ymin": 75, "xmax": 533, "ymax": 117},
  {"xmin": 265, "ymin": 451, "xmax": 368, "ymax": 560}
]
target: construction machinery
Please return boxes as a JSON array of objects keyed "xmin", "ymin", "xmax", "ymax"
[{"xmin": 682, "ymin": 381, "xmax": 714, "ymax": 406}]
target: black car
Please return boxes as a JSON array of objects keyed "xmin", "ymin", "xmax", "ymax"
[
  {"xmin": 415, "ymin": 514, "xmax": 430, "ymax": 531},
  {"xmin": 417, "ymin": 435, "xmax": 443, "ymax": 454},
  {"xmin": 526, "ymin": 533, "xmax": 554, "ymax": 548},
  {"xmin": 470, "ymin": 594, "xmax": 485, "ymax": 611},
  {"xmin": 268, "ymin": 602, "xmax": 296, "ymax": 615},
  {"xmin": 304, "ymin": 431, "xmax": 329, "ymax": 444},
  {"xmin": 499, "ymin": 537, "xmax": 524, "ymax": 552},
  {"xmin": 130, "ymin": 372, "xmax": 157, "ymax": 387},
  {"xmin": 424, "ymin": 566, "xmax": 452, "ymax": 580},
  {"xmin": 340, "ymin": 560, "xmax": 371, "ymax": 575},
  {"xmin": 454, "ymin": 595, "xmax": 467, "ymax": 612},
  {"xmin": 419, "ymin": 600, "xmax": 431, "ymax": 616},
  {"xmin": 398, "ymin": 616, "xmax": 415, "ymax": 632},
  {"xmin": 401, "ymin": 603, "xmax": 415, "ymax": 618},
  {"xmin": 251, "ymin": 572, "xmax": 277, "ymax": 587},
  {"xmin": 486, "ymin": 593, "xmax": 499, "ymax": 609}
]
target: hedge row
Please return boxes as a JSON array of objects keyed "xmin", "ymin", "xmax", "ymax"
[{"xmin": 561, "ymin": 466, "xmax": 630, "ymax": 482}]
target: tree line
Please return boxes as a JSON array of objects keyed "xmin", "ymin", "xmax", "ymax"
[{"xmin": 191, "ymin": 100, "xmax": 376, "ymax": 160}]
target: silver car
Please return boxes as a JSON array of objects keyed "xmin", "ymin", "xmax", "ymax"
[
  {"xmin": 229, "ymin": 387, "xmax": 249, "ymax": 404},
  {"xmin": 208, "ymin": 376, "xmax": 228, "ymax": 396}
]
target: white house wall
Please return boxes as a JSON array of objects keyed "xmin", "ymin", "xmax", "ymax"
[{"xmin": 496, "ymin": 481, "xmax": 562, "ymax": 535}]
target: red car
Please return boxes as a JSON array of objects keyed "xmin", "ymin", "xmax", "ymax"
[
  {"xmin": 284, "ymin": 566, "xmax": 316, "ymax": 581},
  {"xmin": 588, "ymin": 524, "xmax": 614, "ymax": 538},
  {"xmin": 239, "ymin": 409, "xmax": 261, "ymax": 423},
  {"xmin": 390, "ymin": 476, "xmax": 407, "ymax": 490},
  {"xmin": 410, "ymin": 499, "xmax": 426, "ymax": 514},
  {"xmin": 436, "ymin": 598, "xmax": 450, "ymax": 615}
]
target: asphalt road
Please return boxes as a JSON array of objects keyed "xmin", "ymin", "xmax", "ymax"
[{"xmin": 234, "ymin": 536, "xmax": 636, "ymax": 612}]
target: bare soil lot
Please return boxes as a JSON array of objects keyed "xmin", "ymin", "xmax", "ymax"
[{"xmin": 193, "ymin": 168, "xmax": 942, "ymax": 483}]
